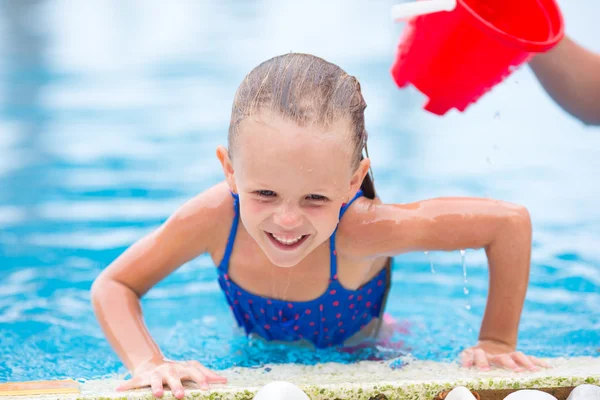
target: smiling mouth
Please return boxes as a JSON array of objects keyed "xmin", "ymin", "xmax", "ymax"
[{"xmin": 266, "ymin": 232, "xmax": 310, "ymax": 250}]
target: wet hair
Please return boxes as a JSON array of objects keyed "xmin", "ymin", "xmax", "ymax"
[{"xmin": 228, "ymin": 53, "xmax": 376, "ymax": 199}]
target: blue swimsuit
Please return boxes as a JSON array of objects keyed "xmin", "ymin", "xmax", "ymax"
[{"xmin": 217, "ymin": 190, "xmax": 390, "ymax": 348}]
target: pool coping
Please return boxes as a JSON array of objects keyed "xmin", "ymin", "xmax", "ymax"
[{"xmin": 6, "ymin": 356, "xmax": 600, "ymax": 400}]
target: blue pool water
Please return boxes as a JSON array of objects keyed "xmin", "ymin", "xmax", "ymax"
[{"xmin": 1, "ymin": 0, "xmax": 599, "ymax": 383}]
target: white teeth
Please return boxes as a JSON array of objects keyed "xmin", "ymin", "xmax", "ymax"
[{"xmin": 271, "ymin": 233, "xmax": 304, "ymax": 245}]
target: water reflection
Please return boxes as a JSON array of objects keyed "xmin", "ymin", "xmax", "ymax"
[{"xmin": 0, "ymin": 0, "xmax": 49, "ymax": 211}]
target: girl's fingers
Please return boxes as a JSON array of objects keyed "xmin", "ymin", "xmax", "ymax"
[
  {"xmin": 150, "ymin": 371, "xmax": 165, "ymax": 398},
  {"xmin": 460, "ymin": 349, "xmax": 474, "ymax": 367},
  {"xmin": 491, "ymin": 354, "xmax": 522, "ymax": 372},
  {"xmin": 116, "ymin": 375, "xmax": 145, "ymax": 392},
  {"xmin": 164, "ymin": 370, "xmax": 185, "ymax": 400},
  {"xmin": 188, "ymin": 361, "xmax": 228, "ymax": 383},
  {"xmin": 187, "ymin": 368, "xmax": 210, "ymax": 390},
  {"xmin": 473, "ymin": 348, "xmax": 490, "ymax": 371},
  {"xmin": 116, "ymin": 360, "xmax": 226, "ymax": 397},
  {"xmin": 511, "ymin": 351, "xmax": 537, "ymax": 371},
  {"xmin": 461, "ymin": 348, "xmax": 549, "ymax": 373},
  {"xmin": 529, "ymin": 355, "xmax": 551, "ymax": 368},
  {"xmin": 198, "ymin": 367, "xmax": 228, "ymax": 383}
]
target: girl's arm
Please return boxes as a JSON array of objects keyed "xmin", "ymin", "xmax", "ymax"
[
  {"xmin": 91, "ymin": 183, "xmax": 230, "ymax": 398},
  {"xmin": 344, "ymin": 197, "xmax": 545, "ymax": 371},
  {"xmin": 529, "ymin": 37, "xmax": 600, "ymax": 126}
]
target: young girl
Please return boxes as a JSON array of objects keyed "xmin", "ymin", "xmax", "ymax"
[{"xmin": 91, "ymin": 53, "xmax": 548, "ymax": 399}]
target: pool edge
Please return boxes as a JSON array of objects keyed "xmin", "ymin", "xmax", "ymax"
[{"xmin": 12, "ymin": 356, "xmax": 600, "ymax": 400}]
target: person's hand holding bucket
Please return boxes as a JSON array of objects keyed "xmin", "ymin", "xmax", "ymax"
[{"xmin": 390, "ymin": 0, "xmax": 565, "ymax": 115}]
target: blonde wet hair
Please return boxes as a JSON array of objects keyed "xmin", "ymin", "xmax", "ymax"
[{"xmin": 228, "ymin": 53, "xmax": 376, "ymax": 198}]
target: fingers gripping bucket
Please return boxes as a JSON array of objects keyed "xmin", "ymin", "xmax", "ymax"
[{"xmin": 391, "ymin": 0, "xmax": 564, "ymax": 115}]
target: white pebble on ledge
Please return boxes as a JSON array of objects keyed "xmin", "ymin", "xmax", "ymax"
[
  {"xmin": 445, "ymin": 386, "xmax": 477, "ymax": 400},
  {"xmin": 503, "ymin": 390, "xmax": 557, "ymax": 400},
  {"xmin": 254, "ymin": 381, "xmax": 310, "ymax": 400},
  {"xmin": 567, "ymin": 384, "xmax": 600, "ymax": 400}
]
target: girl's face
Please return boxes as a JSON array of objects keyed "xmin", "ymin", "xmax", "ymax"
[{"xmin": 218, "ymin": 111, "xmax": 369, "ymax": 268}]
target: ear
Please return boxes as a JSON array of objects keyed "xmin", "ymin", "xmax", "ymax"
[
  {"xmin": 348, "ymin": 158, "xmax": 370, "ymax": 199},
  {"xmin": 216, "ymin": 145, "xmax": 237, "ymax": 193}
]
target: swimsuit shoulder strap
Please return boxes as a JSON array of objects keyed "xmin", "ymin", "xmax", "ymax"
[
  {"xmin": 218, "ymin": 192, "xmax": 240, "ymax": 273},
  {"xmin": 329, "ymin": 190, "xmax": 364, "ymax": 279}
]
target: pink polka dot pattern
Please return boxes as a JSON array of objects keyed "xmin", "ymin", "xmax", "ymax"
[{"xmin": 217, "ymin": 263, "xmax": 388, "ymax": 349}]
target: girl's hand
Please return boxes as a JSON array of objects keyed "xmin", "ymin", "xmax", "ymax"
[
  {"xmin": 116, "ymin": 359, "xmax": 227, "ymax": 399},
  {"xmin": 460, "ymin": 340, "xmax": 550, "ymax": 372}
]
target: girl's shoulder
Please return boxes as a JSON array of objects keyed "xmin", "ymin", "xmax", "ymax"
[
  {"xmin": 168, "ymin": 181, "xmax": 235, "ymax": 252},
  {"xmin": 335, "ymin": 196, "xmax": 419, "ymax": 259},
  {"xmin": 335, "ymin": 196, "xmax": 384, "ymax": 258},
  {"xmin": 175, "ymin": 181, "xmax": 234, "ymax": 221}
]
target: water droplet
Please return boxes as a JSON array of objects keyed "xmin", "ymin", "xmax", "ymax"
[
  {"xmin": 424, "ymin": 251, "xmax": 435, "ymax": 274},
  {"xmin": 460, "ymin": 249, "xmax": 467, "ymax": 284},
  {"xmin": 460, "ymin": 249, "xmax": 470, "ymax": 311}
]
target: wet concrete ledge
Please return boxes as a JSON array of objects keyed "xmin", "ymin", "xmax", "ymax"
[{"xmin": 8, "ymin": 356, "xmax": 600, "ymax": 400}]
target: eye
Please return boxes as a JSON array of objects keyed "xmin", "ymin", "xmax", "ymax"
[
  {"xmin": 306, "ymin": 194, "xmax": 329, "ymax": 202},
  {"xmin": 255, "ymin": 190, "xmax": 276, "ymax": 197}
]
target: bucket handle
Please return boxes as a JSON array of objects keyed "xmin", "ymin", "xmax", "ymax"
[{"xmin": 391, "ymin": 0, "xmax": 457, "ymax": 20}]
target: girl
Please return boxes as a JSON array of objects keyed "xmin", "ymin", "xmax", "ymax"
[{"xmin": 91, "ymin": 53, "xmax": 547, "ymax": 399}]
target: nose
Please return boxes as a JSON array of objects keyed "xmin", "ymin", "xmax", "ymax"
[{"xmin": 273, "ymin": 203, "xmax": 303, "ymax": 230}]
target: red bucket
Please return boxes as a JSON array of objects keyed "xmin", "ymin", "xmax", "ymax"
[{"xmin": 391, "ymin": 0, "xmax": 564, "ymax": 115}]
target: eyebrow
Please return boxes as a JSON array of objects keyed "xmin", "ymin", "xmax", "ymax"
[{"xmin": 247, "ymin": 185, "xmax": 334, "ymax": 195}]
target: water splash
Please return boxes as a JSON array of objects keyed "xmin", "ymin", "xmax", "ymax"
[{"xmin": 424, "ymin": 251, "xmax": 435, "ymax": 274}]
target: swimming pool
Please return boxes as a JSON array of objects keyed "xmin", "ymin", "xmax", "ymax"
[{"xmin": 0, "ymin": 0, "xmax": 599, "ymax": 386}]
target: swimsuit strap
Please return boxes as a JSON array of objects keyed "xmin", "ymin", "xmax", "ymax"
[
  {"xmin": 329, "ymin": 190, "xmax": 364, "ymax": 279},
  {"xmin": 218, "ymin": 192, "xmax": 240, "ymax": 273}
]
